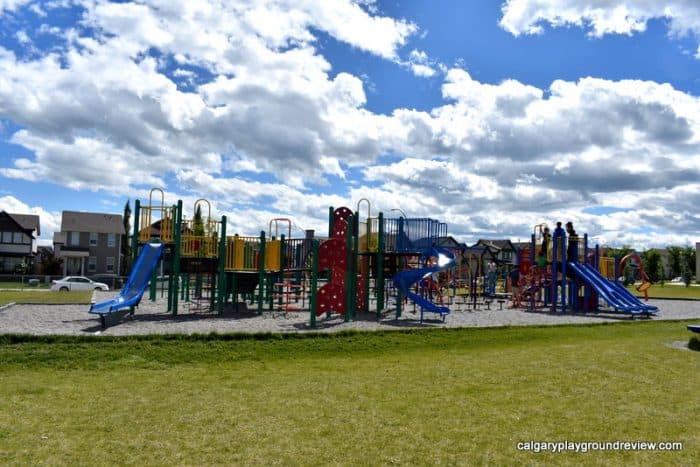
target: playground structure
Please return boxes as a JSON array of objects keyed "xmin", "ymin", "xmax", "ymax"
[
  {"xmin": 92, "ymin": 190, "xmax": 661, "ymax": 328},
  {"xmin": 94, "ymin": 190, "xmax": 466, "ymax": 327},
  {"xmin": 517, "ymin": 224, "xmax": 658, "ymax": 316}
]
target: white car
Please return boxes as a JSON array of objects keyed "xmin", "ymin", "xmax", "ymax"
[{"xmin": 51, "ymin": 276, "xmax": 109, "ymax": 291}]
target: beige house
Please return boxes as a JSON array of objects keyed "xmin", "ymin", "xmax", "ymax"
[{"xmin": 54, "ymin": 211, "xmax": 124, "ymax": 276}]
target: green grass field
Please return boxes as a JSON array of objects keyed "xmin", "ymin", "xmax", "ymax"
[
  {"xmin": 1, "ymin": 322, "xmax": 698, "ymax": 464},
  {"xmin": 0, "ymin": 281, "xmax": 51, "ymax": 290},
  {"xmin": 632, "ymin": 283, "xmax": 700, "ymax": 300},
  {"xmin": 0, "ymin": 290, "xmax": 93, "ymax": 306}
]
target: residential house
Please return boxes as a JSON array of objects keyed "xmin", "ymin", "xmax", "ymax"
[
  {"xmin": 0, "ymin": 211, "xmax": 40, "ymax": 273},
  {"xmin": 54, "ymin": 211, "xmax": 124, "ymax": 276},
  {"xmin": 473, "ymin": 239, "xmax": 519, "ymax": 267}
]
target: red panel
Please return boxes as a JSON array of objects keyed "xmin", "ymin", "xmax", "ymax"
[
  {"xmin": 319, "ymin": 238, "xmax": 346, "ymax": 271},
  {"xmin": 316, "ymin": 282, "xmax": 346, "ymax": 316},
  {"xmin": 356, "ymin": 273, "xmax": 367, "ymax": 311}
]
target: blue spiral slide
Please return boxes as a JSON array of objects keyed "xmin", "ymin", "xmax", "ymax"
[
  {"xmin": 566, "ymin": 261, "xmax": 658, "ymax": 314},
  {"xmin": 89, "ymin": 243, "xmax": 164, "ymax": 326},
  {"xmin": 393, "ymin": 246, "xmax": 456, "ymax": 322}
]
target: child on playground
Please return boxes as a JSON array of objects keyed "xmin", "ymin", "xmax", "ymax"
[{"xmin": 509, "ymin": 266, "xmax": 521, "ymax": 308}]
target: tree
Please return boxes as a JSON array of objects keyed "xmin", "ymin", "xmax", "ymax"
[
  {"xmin": 14, "ymin": 261, "xmax": 29, "ymax": 274},
  {"xmin": 682, "ymin": 246, "xmax": 696, "ymax": 285},
  {"xmin": 193, "ymin": 204, "xmax": 204, "ymax": 236},
  {"xmin": 666, "ymin": 246, "xmax": 683, "ymax": 279},
  {"xmin": 121, "ymin": 199, "xmax": 132, "ymax": 275},
  {"xmin": 642, "ymin": 250, "xmax": 662, "ymax": 283},
  {"xmin": 37, "ymin": 249, "xmax": 63, "ymax": 275}
]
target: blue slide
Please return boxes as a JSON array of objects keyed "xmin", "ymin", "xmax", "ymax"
[
  {"xmin": 89, "ymin": 243, "xmax": 164, "ymax": 321},
  {"xmin": 566, "ymin": 262, "xmax": 658, "ymax": 314},
  {"xmin": 393, "ymin": 246, "xmax": 456, "ymax": 321}
]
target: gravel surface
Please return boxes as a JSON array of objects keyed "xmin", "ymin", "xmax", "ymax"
[{"xmin": 1, "ymin": 291, "xmax": 699, "ymax": 336}]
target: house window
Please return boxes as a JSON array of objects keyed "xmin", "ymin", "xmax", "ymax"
[
  {"xmin": 106, "ymin": 257, "xmax": 115, "ymax": 273},
  {"xmin": 90, "ymin": 232, "xmax": 98, "ymax": 246},
  {"xmin": 1, "ymin": 232, "xmax": 11, "ymax": 243},
  {"xmin": 13, "ymin": 232, "xmax": 24, "ymax": 244},
  {"xmin": 107, "ymin": 233, "xmax": 116, "ymax": 248},
  {"xmin": 71, "ymin": 231, "xmax": 80, "ymax": 245},
  {"xmin": 88, "ymin": 256, "xmax": 97, "ymax": 272}
]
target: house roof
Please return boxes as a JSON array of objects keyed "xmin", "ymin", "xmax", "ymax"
[
  {"xmin": 473, "ymin": 239, "xmax": 518, "ymax": 251},
  {"xmin": 61, "ymin": 211, "xmax": 124, "ymax": 235},
  {"xmin": 11, "ymin": 213, "xmax": 40, "ymax": 235},
  {"xmin": 435, "ymin": 236, "xmax": 467, "ymax": 248},
  {"xmin": 1, "ymin": 211, "xmax": 41, "ymax": 236}
]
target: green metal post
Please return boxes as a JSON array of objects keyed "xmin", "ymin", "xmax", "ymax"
[
  {"xmin": 149, "ymin": 256, "xmax": 157, "ymax": 301},
  {"xmin": 168, "ymin": 205, "xmax": 177, "ymax": 308},
  {"xmin": 217, "ymin": 215, "xmax": 227, "ymax": 315},
  {"xmin": 344, "ymin": 215, "xmax": 353, "ymax": 322},
  {"xmin": 172, "ymin": 200, "xmax": 182, "ymax": 315},
  {"xmin": 377, "ymin": 212, "xmax": 385, "ymax": 319},
  {"xmin": 328, "ymin": 206, "xmax": 334, "ymax": 237},
  {"xmin": 257, "ymin": 231, "xmax": 265, "ymax": 315},
  {"xmin": 149, "ymin": 238, "xmax": 159, "ymax": 302},
  {"xmin": 351, "ymin": 213, "xmax": 359, "ymax": 319},
  {"xmin": 309, "ymin": 239, "xmax": 319, "ymax": 328}
]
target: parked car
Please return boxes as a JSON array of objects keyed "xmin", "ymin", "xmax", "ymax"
[
  {"xmin": 51, "ymin": 276, "xmax": 109, "ymax": 291},
  {"xmin": 89, "ymin": 274, "xmax": 124, "ymax": 289}
]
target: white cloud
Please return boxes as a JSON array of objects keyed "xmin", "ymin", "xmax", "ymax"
[
  {"xmin": 404, "ymin": 49, "xmax": 438, "ymax": 77},
  {"xmin": 0, "ymin": 0, "xmax": 30, "ymax": 14},
  {"xmin": 500, "ymin": 0, "xmax": 700, "ymax": 56},
  {"xmin": 0, "ymin": 1, "xmax": 699, "ymax": 249}
]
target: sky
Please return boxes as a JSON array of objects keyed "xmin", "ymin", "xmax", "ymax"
[{"xmin": 1, "ymin": 0, "xmax": 700, "ymax": 250}]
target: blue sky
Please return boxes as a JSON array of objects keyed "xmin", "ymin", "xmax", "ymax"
[{"xmin": 1, "ymin": 0, "xmax": 700, "ymax": 249}]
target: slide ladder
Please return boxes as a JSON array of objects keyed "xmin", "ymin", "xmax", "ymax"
[{"xmin": 89, "ymin": 243, "xmax": 165, "ymax": 327}]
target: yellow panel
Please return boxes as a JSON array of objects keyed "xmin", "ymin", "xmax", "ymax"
[
  {"xmin": 139, "ymin": 207, "xmax": 152, "ymax": 242},
  {"xmin": 160, "ymin": 207, "xmax": 175, "ymax": 243},
  {"xmin": 265, "ymin": 240, "xmax": 281, "ymax": 270},
  {"xmin": 181, "ymin": 235, "xmax": 217, "ymax": 258}
]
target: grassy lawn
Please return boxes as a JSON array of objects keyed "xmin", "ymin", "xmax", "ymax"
[
  {"xmin": 0, "ymin": 281, "xmax": 51, "ymax": 290},
  {"xmin": 628, "ymin": 283, "xmax": 700, "ymax": 300},
  {"xmin": 0, "ymin": 323, "xmax": 697, "ymax": 464},
  {"xmin": 0, "ymin": 290, "xmax": 94, "ymax": 306}
]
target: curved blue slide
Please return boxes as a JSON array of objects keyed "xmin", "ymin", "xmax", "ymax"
[
  {"xmin": 566, "ymin": 262, "xmax": 658, "ymax": 314},
  {"xmin": 393, "ymin": 246, "xmax": 456, "ymax": 321},
  {"xmin": 89, "ymin": 243, "xmax": 164, "ymax": 320}
]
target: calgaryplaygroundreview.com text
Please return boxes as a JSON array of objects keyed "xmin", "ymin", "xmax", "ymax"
[{"xmin": 516, "ymin": 440, "xmax": 683, "ymax": 454}]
